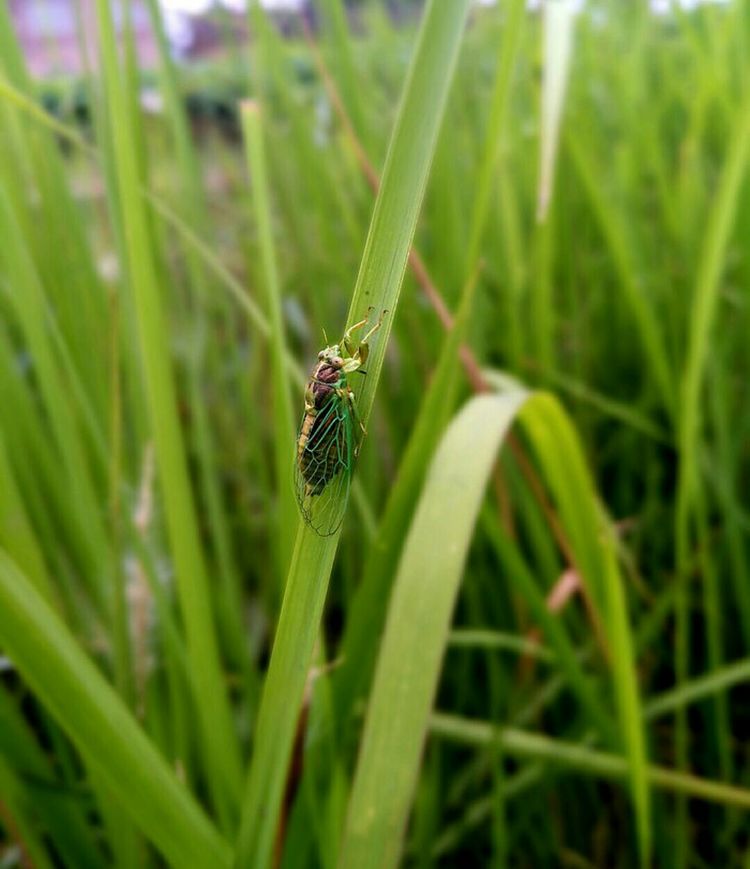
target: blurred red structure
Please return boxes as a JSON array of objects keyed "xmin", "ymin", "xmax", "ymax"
[{"xmin": 8, "ymin": 0, "xmax": 158, "ymax": 77}]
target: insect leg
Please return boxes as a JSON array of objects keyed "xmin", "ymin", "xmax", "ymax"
[
  {"xmin": 359, "ymin": 308, "xmax": 388, "ymax": 346},
  {"xmin": 342, "ymin": 315, "xmax": 369, "ymax": 347},
  {"xmin": 342, "ymin": 307, "xmax": 378, "ymax": 355}
]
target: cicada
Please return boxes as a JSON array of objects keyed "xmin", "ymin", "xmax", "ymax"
[{"xmin": 295, "ymin": 309, "xmax": 386, "ymax": 536}]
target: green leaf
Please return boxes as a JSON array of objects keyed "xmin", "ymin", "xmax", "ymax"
[
  {"xmin": 233, "ymin": 3, "xmax": 472, "ymax": 866},
  {"xmin": 93, "ymin": 0, "xmax": 242, "ymax": 823},
  {"xmin": 241, "ymin": 100, "xmax": 297, "ymax": 578},
  {"xmin": 340, "ymin": 387, "xmax": 650, "ymax": 866},
  {"xmin": 0, "ymin": 551, "xmax": 232, "ymax": 869},
  {"xmin": 430, "ymin": 712, "xmax": 750, "ymax": 811},
  {"xmin": 520, "ymin": 394, "xmax": 651, "ymax": 866},
  {"xmin": 338, "ymin": 391, "xmax": 528, "ymax": 869}
]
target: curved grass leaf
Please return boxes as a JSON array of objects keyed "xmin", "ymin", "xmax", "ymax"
[
  {"xmin": 537, "ymin": 0, "xmax": 576, "ymax": 222},
  {"xmin": 338, "ymin": 391, "xmax": 528, "ymax": 868},
  {"xmin": 0, "ymin": 551, "xmax": 232, "ymax": 869},
  {"xmin": 339, "ymin": 387, "xmax": 649, "ymax": 866}
]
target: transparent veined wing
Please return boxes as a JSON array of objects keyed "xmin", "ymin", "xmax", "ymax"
[{"xmin": 294, "ymin": 393, "xmax": 354, "ymax": 536}]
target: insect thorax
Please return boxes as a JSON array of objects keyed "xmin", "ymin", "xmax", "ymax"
[{"xmin": 307, "ymin": 360, "xmax": 345, "ymax": 410}]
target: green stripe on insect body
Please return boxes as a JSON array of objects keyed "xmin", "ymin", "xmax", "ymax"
[{"xmin": 294, "ymin": 309, "xmax": 386, "ymax": 536}]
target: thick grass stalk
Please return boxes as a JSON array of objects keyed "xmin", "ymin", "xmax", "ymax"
[
  {"xmin": 327, "ymin": 0, "xmax": 526, "ymax": 732},
  {"xmin": 331, "ymin": 290, "xmax": 473, "ymax": 727},
  {"xmin": 93, "ymin": 0, "xmax": 242, "ymax": 822},
  {"xmin": 233, "ymin": 3, "xmax": 471, "ymax": 866},
  {"xmin": 241, "ymin": 100, "xmax": 297, "ymax": 579},
  {"xmin": 144, "ymin": 0, "xmax": 251, "ymax": 681}
]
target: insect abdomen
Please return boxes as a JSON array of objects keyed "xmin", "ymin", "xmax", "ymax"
[
  {"xmin": 297, "ymin": 400, "xmax": 342, "ymax": 495},
  {"xmin": 297, "ymin": 365, "xmax": 348, "ymax": 497},
  {"xmin": 297, "ymin": 413, "xmax": 314, "ymax": 464}
]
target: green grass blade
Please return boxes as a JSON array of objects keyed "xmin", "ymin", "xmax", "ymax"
[
  {"xmin": 241, "ymin": 100, "xmax": 297, "ymax": 578},
  {"xmin": 0, "ymin": 755, "xmax": 57, "ymax": 869},
  {"xmin": 673, "ymin": 86, "xmax": 750, "ymax": 867},
  {"xmin": 331, "ymin": 292, "xmax": 469, "ymax": 729},
  {"xmin": 143, "ymin": 0, "xmax": 251, "ymax": 689},
  {"xmin": 464, "ymin": 0, "xmax": 526, "ymax": 273},
  {"xmin": 233, "ymin": 3, "xmax": 472, "ymax": 866},
  {"xmin": 330, "ymin": 0, "xmax": 527, "ymax": 735},
  {"xmin": 0, "ymin": 551, "xmax": 232, "ymax": 868},
  {"xmin": 479, "ymin": 511, "xmax": 619, "ymax": 746},
  {"xmin": 536, "ymin": 0, "xmax": 576, "ymax": 222},
  {"xmin": 341, "ymin": 385, "xmax": 650, "ymax": 865},
  {"xmin": 564, "ymin": 130, "xmax": 674, "ymax": 415},
  {"xmin": 93, "ymin": 0, "xmax": 242, "ymax": 821},
  {"xmin": 448, "ymin": 629, "xmax": 552, "ymax": 661},
  {"xmin": 430, "ymin": 712, "xmax": 750, "ymax": 811},
  {"xmin": 530, "ymin": 1, "xmax": 577, "ymax": 373},
  {"xmin": 519, "ymin": 394, "xmax": 651, "ymax": 866},
  {"xmin": 0, "ymin": 688, "xmax": 105, "ymax": 869},
  {"xmin": 645, "ymin": 659, "xmax": 750, "ymax": 722},
  {"xmin": 343, "ymin": 0, "xmax": 471, "ymax": 422},
  {"xmin": 338, "ymin": 391, "xmax": 528, "ymax": 868}
]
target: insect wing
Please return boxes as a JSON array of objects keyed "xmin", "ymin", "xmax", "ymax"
[{"xmin": 294, "ymin": 395, "xmax": 353, "ymax": 536}]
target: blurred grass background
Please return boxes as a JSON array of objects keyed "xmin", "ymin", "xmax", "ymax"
[{"xmin": 0, "ymin": 0, "xmax": 749, "ymax": 867}]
